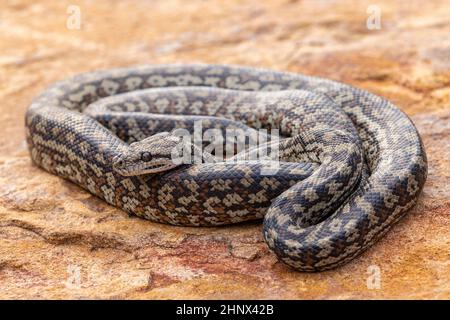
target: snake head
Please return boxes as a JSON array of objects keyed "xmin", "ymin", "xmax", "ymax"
[{"xmin": 113, "ymin": 132, "xmax": 184, "ymax": 176}]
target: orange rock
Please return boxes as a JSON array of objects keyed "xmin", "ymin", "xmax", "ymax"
[{"xmin": 0, "ymin": 0, "xmax": 448, "ymax": 299}]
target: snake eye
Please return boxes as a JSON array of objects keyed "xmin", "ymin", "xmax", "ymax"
[
  {"xmin": 115, "ymin": 159, "xmax": 124, "ymax": 167},
  {"xmin": 141, "ymin": 152, "xmax": 152, "ymax": 162}
]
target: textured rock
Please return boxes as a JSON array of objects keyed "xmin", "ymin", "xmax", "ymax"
[{"xmin": 0, "ymin": 0, "xmax": 449, "ymax": 299}]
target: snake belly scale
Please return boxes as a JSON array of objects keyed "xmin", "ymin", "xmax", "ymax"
[{"xmin": 25, "ymin": 64, "xmax": 427, "ymax": 272}]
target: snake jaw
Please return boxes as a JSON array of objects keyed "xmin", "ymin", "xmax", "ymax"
[
  {"xmin": 112, "ymin": 159, "xmax": 179, "ymax": 176},
  {"xmin": 112, "ymin": 151, "xmax": 180, "ymax": 176}
]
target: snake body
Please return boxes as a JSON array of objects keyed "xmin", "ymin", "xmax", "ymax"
[{"xmin": 25, "ymin": 64, "xmax": 427, "ymax": 271}]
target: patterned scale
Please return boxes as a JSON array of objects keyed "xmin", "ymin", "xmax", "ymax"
[{"xmin": 25, "ymin": 64, "xmax": 427, "ymax": 271}]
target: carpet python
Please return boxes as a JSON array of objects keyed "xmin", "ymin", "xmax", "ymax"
[{"xmin": 25, "ymin": 64, "xmax": 427, "ymax": 271}]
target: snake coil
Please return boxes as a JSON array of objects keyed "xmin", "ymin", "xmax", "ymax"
[{"xmin": 25, "ymin": 64, "xmax": 427, "ymax": 271}]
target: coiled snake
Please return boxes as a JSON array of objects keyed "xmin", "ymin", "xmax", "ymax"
[{"xmin": 25, "ymin": 64, "xmax": 427, "ymax": 271}]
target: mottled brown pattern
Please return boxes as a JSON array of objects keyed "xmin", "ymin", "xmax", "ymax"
[{"xmin": 25, "ymin": 64, "xmax": 427, "ymax": 272}]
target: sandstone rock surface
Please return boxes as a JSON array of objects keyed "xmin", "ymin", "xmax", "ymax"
[{"xmin": 0, "ymin": 0, "xmax": 448, "ymax": 299}]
